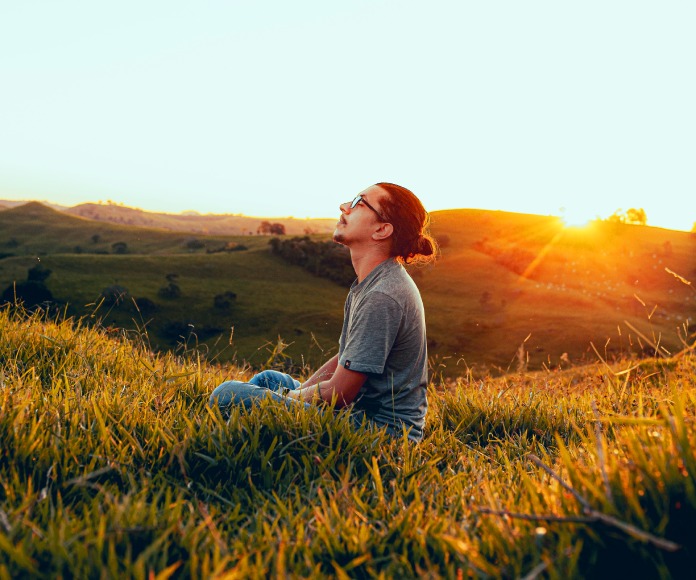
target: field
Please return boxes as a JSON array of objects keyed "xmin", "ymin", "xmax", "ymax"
[
  {"xmin": 0, "ymin": 203, "xmax": 346, "ymax": 371},
  {"xmin": 1, "ymin": 202, "xmax": 694, "ymax": 377},
  {"xmin": 1, "ymin": 306, "xmax": 695, "ymax": 577}
]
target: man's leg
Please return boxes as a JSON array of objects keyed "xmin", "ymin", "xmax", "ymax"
[
  {"xmin": 209, "ymin": 370, "xmax": 307, "ymax": 414},
  {"xmin": 248, "ymin": 370, "xmax": 301, "ymax": 392}
]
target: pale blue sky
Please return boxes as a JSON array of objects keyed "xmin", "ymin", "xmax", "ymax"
[{"xmin": 1, "ymin": 1, "xmax": 694, "ymax": 230}]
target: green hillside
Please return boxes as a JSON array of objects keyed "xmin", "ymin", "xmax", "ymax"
[
  {"xmin": 1, "ymin": 202, "xmax": 694, "ymax": 375},
  {"xmin": 421, "ymin": 209, "xmax": 696, "ymax": 374},
  {"xmin": 0, "ymin": 203, "xmax": 344, "ymax": 370}
]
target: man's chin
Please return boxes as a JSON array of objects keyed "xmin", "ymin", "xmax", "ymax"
[{"xmin": 332, "ymin": 232, "xmax": 346, "ymax": 245}]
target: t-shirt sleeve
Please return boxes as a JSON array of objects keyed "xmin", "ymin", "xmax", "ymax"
[{"xmin": 338, "ymin": 291, "xmax": 403, "ymax": 375}]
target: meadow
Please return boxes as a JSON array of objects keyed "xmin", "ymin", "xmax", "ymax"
[
  {"xmin": 1, "ymin": 305, "xmax": 694, "ymax": 578},
  {"xmin": 1, "ymin": 202, "xmax": 694, "ymax": 376}
]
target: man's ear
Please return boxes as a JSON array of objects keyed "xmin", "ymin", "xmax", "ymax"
[{"xmin": 372, "ymin": 222, "xmax": 394, "ymax": 241}]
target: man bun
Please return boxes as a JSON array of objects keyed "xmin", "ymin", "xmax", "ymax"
[{"xmin": 375, "ymin": 182, "xmax": 439, "ymax": 265}]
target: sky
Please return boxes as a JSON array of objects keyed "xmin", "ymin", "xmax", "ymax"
[{"xmin": 1, "ymin": 1, "xmax": 694, "ymax": 231}]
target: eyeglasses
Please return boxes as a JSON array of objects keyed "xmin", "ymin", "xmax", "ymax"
[{"xmin": 349, "ymin": 194, "xmax": 387, "ymax": 222}]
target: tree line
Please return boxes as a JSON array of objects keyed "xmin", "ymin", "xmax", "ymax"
[{"xmin": 268, "ymin": 237, "xmax": 355, "ymax": 286}]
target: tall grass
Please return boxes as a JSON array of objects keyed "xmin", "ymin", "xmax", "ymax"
[{"xmin": 0, "ymin": 304, "xmax": 694, "ymax": 578}]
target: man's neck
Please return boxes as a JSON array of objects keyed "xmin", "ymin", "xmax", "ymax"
[{"xmin": 350, "ymin": 248, "xmax": 392, "ymax": 283}]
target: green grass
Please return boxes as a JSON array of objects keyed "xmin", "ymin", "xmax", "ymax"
[
  {"xmin": 1, "ymin": 305, "xmax": 695, "ymax": 578},
  {"xmin": 2, "ymin": 202, "xmax": 695, "ymax": 377}
]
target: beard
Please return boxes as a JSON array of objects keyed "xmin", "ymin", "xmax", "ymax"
[{"xmin": 332, "ymin": 231, "xmax": 347, "ymax": 245}]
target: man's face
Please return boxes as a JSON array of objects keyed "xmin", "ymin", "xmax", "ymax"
[{"xmin": 333, "ymin": 185, "xmax": 388, "ymax": 247}]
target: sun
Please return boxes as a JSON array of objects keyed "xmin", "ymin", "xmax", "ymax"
[{"xmin": 559, "ymin": 206, "xmax": 596, "ymax": 228}]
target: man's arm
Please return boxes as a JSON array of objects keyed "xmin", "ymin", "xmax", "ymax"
[
  {"xmin": 300, "ymin": 354, "xmax": 339, "ymax": 388},
  {"xmin": 288, "ymin": 363, "xmax": 367, "ymax": 408}
]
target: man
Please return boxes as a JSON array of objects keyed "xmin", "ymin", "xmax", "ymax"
[{"xmin": 209, "ymin": 182, "xmax": 437, "ymax": 442}]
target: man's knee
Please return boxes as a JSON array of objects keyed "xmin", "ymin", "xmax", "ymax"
[
  {"xmin": 209, "ymin": 380, "xmax": 235, "ymax": 409},
  {"xmin": 249, "ymin": 370, "xmax": 276, "ymax": 389}
]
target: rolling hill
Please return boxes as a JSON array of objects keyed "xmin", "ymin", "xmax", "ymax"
[
  {"xmin": 1, "ymin": 202, "xmax": 694, "ymax": 375},
  {"xmin": 0, "ymin": 199, "xmax": 337, "ymax": 235},
  {"xmin": 64, "ymin": 203, "xmax": 337, "ymax": 235}
]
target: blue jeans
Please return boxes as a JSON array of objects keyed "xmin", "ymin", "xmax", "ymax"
[
  {"xmin": 209, "ymin": 370, "xmax": 412, "ymax": 440},
  {"xmin": 209, "ymin": 370, "xmax": 310, "ymax": 411}
]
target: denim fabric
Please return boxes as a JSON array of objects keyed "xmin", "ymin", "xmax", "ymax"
[
  {"xmin": 208, "ymin": 370, "xmax": 309, "ymax": 411},
  {"xmin": 209, "ymin": 370, "xmax": 420, "ymax": 441}
]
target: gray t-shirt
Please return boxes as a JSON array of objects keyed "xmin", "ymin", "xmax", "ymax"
[{"xmin": 338, "ymin": 258, "xmax": 428, "ymax": 441}]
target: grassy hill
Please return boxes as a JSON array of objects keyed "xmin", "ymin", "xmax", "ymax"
[
  {"xmin": 0, "ymin": 203, "xmax": 344, "ymax": 370},
  {"xmin": 422, "ymin": 209, "xmax": 696, "ymax": 374},
  {"xmin": 1, "ymin": 202, "xmax": 694, "ymax": 375},
  {"xmin": 64, "ymin": 202, "xmax": 337, "ymax": 236},
  {"xmin": 0, "ymin": 305, "xmax": 694, "ymax": 577},
  {"xmin": 0, "ymin": 199, "xmax": 337, "ymax": 235}
]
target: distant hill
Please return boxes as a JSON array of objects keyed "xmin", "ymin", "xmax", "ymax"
[
  {"xmin": 0, "ymin": 199, "xmax": 68, "ymax": 211},
  {"xmin": 0, "ymin": 199, "xmax": 336, "ymax": 235},
  {"xmin": 1, "ymin": 201, "xmax": 694, "ymax": 375},
  {"xmin": 64, "ymin": 203, "xmax": 336, "ymax": 235}
]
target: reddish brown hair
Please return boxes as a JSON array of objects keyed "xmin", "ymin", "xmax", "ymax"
[{"xmin": 375, "ymin": 182, "xmax": 439, "ymax": 265}]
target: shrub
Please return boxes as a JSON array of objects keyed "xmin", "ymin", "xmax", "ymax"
[
  {"xmin": 111, "ymin": 241, "xmax": 128, "ymax": 254},
  {"xmin": 214, "ymin": 291, "xmax": 237, "ymax": 310},
  {"xmin": 134, "ymin": 297, "xmax": 157, "ymax": 316},
  {"xmin": 27, "ymin": 264, "xmax": 52, "ymax": 282},
  {"xmin": 158, "ymin": 283, "xmax": 181, "ymax": 299},
  {"xmin": 269, "ymin": 236, "xmax": 354, "ymax": 286},
  {"xmin": 0, "ymin": 280, "xmax": 54, "ymax": 307},
  {"xmin": 184, "ymin": 238, "xmax": 206, "ymax": 250},
  {"xmin": 100, "ymin": 285, "xmax": 130, "ymax": 306}
]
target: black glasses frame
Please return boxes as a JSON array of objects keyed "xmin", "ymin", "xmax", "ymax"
[{"xmin": 349, "ymin": 194, "xmax": 387, "ymax": 222}]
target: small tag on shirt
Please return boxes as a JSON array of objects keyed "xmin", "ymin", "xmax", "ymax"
[{"xmin": 344, "ymin": 360, "xmax": 351, "ymax": 369}]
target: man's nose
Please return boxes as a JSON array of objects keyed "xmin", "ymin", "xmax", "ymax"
[{"xmin": 339, "ymin": 201, "xmax": 350, "ymax": 213}]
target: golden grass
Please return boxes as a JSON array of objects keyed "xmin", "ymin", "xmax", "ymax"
[{"xmin": 0, "ymin": 304, "xmax": 695, "ymax": 578}]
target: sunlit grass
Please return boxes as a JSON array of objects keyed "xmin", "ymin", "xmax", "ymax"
[{"xmin": 1, "ymin": 304, "xmax": 694, "ymax": 577}]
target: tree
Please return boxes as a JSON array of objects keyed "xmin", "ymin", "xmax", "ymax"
[
  {"xmin": 213, "ymin": 291, "xmax": 237, "ymax": 310},
  {"xmin": 27, "ymin": 264, "xmax": 52, "ymax": 282},
  {"xmin": 1, "ymin": 281, "xmax": 54, "ymax": 307},
  {"xmin": 134, "ymin": 297, "xmax": 157, "ymax": 316},
  {"xmin": 606, "ymin": 208, "xmax": 647, "ymax": 226},
  {"xmin": 625, "ymin": 208, "xmax": 647, "ymax": 226},
  {"xmin": 185, "ymin": 238, "xmax": 205, "ymax": 250},
  {"xmin": 100, "ymin": 285, "xmax": 130, "ymax": 305},
  {"xmin": 111, "ymin": 241, "xmax": 128, "ymax": 254},
  {"xmin": 158, "ymin": 273, "xmax": 181, "ymax": 299},
  {"xmin": 257, "ymin": 221, "xmax": 272, "ymax": 235},
  {"xmin": 270, "ymin": 223, "xmax": 286, "ymax": 235}
]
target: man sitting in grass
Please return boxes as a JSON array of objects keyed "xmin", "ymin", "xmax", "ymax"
[{"xmin": 209, "ymin": 182, "xmax": 438, "ymax": 442}]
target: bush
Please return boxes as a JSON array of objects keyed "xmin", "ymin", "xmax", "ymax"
[
  {"xmin": 269, "ymin": 236, "xmax": 354, "ymax": 286},
  {"xmin": 184, "ymin": 238, "xmax": 206, "ymax": 250},
  {"xmin": 214, "ymin": 291, "xmax": 237, "ymax": 310},
  {"xmin": 100, "ymin": 285, "xmax": 130, "ymax": 306},
  {"xmin": 27, "ymin": 264, "xmax": 52, "ymax": 282},
  {"xmin": 1, "ymin": 280, "xmax": 54, "ymax": 307},
  {"xmin": 158, "ymin": 283, "xmax": 181, "ymax": 299},
  {"xmin": 134, "ymin": 297, "xmax": 157, "ymax": 316},
  {"xmin": 160, "ymin": 320, "xmax": 223, "ymax": 342}
]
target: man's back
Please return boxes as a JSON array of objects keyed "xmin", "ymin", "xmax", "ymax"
[{"xmin": 338, "ymin": 258, "xmax": 428, "ymax": 440}]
